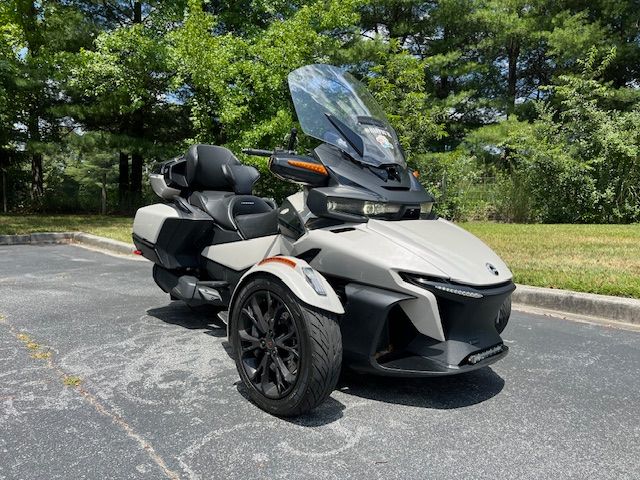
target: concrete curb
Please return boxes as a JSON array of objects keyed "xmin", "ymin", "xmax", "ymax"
[
  {"xmin": 2, "ymin": 232, "xmax": 639, "ymax": 325},
  {"xmin": 0, "ymin": 232, "xmax": 76, "ymax": 245},
  {"xmin": 513, "ymin": 284, "xmax": 640, "ymax": 326},
  {"xmin": 0, "ymin": 231, "xmax": 135, "ymax": 256},
  {"xmin": 72, "ymin": 232, "xmax": 135, "ymax": 256}
]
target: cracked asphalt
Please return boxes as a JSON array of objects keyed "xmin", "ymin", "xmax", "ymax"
[{"xmin": 1, "ymin": 244, "xmax": 639, "ymax": 479}]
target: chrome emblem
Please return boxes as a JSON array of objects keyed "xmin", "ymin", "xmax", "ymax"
[{"xmin": 486, "ymin": 263, "xmax": 499, "ymax": 276}]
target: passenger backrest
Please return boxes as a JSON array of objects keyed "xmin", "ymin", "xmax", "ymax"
[
  {"xmin": 185, "ymin": 144, "xmax": 241, "ymax": 191},
  {"xmin": 221, "ymin": 164, "xmax": 260, "ymax": 195}
]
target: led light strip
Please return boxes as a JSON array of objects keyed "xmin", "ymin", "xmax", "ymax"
[
  {"xmin": 416, "ymin": 277, "xmax": 483, "ymax": 298},
  {"xmin": 432, "ymin": 284, "xmax": 483, "ymax": 299},
  {"xmin": 468, "ymin": 345, "xmax": 504, "ymax": 364}
]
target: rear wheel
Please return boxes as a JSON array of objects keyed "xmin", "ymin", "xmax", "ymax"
[
  {"xmin": 230, "ymin": 274, "xmax": 342, "ymax": 416},
  {"xmin": 496, "ymin": 296, "xmax": 512, "ymax": 334}
]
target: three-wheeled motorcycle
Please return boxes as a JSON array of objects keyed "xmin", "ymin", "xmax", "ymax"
[{"xmin": 133, "ymin": 64, "xmax": 514, "ymax": 416}]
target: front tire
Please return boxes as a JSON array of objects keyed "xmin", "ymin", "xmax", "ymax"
[{"xmin": 230, "ymin": 274, "xmax": 342, "ymax": 416}]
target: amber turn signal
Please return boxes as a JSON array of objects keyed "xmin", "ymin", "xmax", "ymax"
[
  {"xmin": 258, "ymin": 256, "xmax": 297, "ymax": 268},
  {"xmin": 287, "ymin": 160, "xmax": 328, "ymax": 176}
]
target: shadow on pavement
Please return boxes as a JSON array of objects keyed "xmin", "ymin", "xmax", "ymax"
[
  {"xmin": 146, "ymin": 303, "xmax": 227, "ymax": 338},
  {"xmin": 336, "ymin": 367, "xmax": 505, "ymax": 410},
  {"xmin": 146, "ymin": 302, "xmax": 503, "ymax": 420},
  {"xmin": 234, "ymin": 380, "xmax": 348, "ymax": 426}
]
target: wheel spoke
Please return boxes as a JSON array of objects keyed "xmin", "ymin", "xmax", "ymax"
[
  {"xmin": 275, "ymin": 330, "xmax": 294, "ymax": 345},
  {"xmin": 265, "ymin": 291, "xmax": 276, "ymax": 328},
  {"xmin": 239, "ymin": 329, "xmax": 260, "ymax": 344},
  {"xmin": 243, "ymin": 304, "xmax": 265, "ymax": 334},
  {"xmin": 260, "ymin": 355, "xmax": 272, "ymax": 392},
  {"xmin": 240, "ymin": 328, "xmax": 264, "ymax": 358},
  {"xmin": 250, "ymin": 296, "xmax": 269, "ymax": 332},
  {"xmin": 273, "ymin": 354, "xmax": 296, "ymax": 383},
  {"xmin": 279, "ymin": 344, "xmax": 299, "ymax": 357},
  {"xmin": 273, "ymin": 359, "xmax": 284, "ymax": 393},
  {"xmin": 250, "ymin": 354, "xmax": 268, "ymax": 382}
]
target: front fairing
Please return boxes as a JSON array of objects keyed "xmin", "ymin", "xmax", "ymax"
[
  {"xmin": 366, "ymin": 218, "xmax": 513, "ymax": 286},
  {"xmin": 293, "ymin": 217, "xmax": 511, "ymax": 289},
  {"xmin": 287, "ymin": 65, "xmax": 433, "ymax": 214}
]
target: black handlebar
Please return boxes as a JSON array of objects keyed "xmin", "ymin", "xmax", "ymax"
[{"xmin": 242, "ymin": 148, "xmax": 273, "ymax": 157}]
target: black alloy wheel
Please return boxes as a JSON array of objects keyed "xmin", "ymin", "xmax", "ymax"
[
  {"xmin": 237, "ymin": 290, "xmax": 300, "ymax": 399},
  {"xmin": 230, "ymin": 274, "xmax": 342, "ymax": 416}
]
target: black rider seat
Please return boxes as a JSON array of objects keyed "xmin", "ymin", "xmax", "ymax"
[{"xmin": 184, "ymin": 145, "xmax": 278, "ymax": 240}]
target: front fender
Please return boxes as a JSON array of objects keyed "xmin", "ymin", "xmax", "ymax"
[{"xmin": 229, "ymin": 256, "xmax": 345, "ymax": 323}]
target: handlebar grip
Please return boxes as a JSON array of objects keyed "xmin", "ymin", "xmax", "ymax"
[{"xmin": 242, "ymin": 148, "xmax": 273, "ymax": 157}]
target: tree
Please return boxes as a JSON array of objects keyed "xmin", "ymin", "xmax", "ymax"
[
  {"xmin": 65, "ymin": 148, "xmax": 118, "ymax": 215},
  {"xmin": 1, "ymin": 0, "xmax": 638, "ymax": 222},
  {"xmin": 0, "ymin": 4, "xmax": 19, "ymax": 212},
  {"xmin": 170, "ymin": 0, "xmax": 362, "ymax": 201},
  {"xmin": 63, "ymin": 1, "xmax": 189, "ymax": 211},
  {"xmin": 4, "ymin": 1, "xmax": 95, "ymax": 207}
]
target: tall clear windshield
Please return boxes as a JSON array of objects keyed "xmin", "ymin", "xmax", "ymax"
[{"xmin": 288, "ymin": 64, "xmax": 406, "ymax": 167}]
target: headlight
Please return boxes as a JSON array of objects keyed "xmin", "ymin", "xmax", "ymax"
[{"xmin": 326, "ymin": 197, "xmax": 402, "ymax": 218}]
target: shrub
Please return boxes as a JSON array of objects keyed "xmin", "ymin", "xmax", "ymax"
[{"xmin": 412, "ymin": 151, "xmax": 491, "ymax": 221}]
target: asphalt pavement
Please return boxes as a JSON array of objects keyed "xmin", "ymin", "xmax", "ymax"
[{"xmin": 0, "ymin": 244, "xmax": 638, "ymax": 479}]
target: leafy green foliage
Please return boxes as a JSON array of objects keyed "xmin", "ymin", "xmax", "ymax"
[
  {"xmin": 367, "ymin": 51, "xmax": 448, "ymax": 156},
  {"xmin": 459, "ymin": 48, "xmax": 640, "ymax": 223},
  {"xmin": 171, "ymin": 0, "xmax": 360, "ymax": 145},
  {"xmin": 413, "ymin": 151, "xmax": 491, "ymax": 220},
  {"xmin": 170, "ymin": 0, "xmax": 361, "ymax": 201}
]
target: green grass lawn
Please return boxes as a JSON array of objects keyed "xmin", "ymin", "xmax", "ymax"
[
  {"xmin": 1, "ymin": 215, "xmax": 639, "ymax": 298},
  {"xmin": 0, "ymin": 214, "xmax": 134, "ymax": 244},
  {"xmin": 462, "ymin": 222, "xmax": 640, "ymax": 299}
]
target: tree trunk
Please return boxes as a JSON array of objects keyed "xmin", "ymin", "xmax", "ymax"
[
  {"xmin": 507, "ymin": 38, "xmax": 520, "ymax": 114},
  {"xmin": 101, "ymin": 174, "xmax": 107, "ymax": 215},
  {"xmin": 439, "ymin": 75, "xmax": 449, "ymax": 99},
  {"xmin": 134, "ymin": 2, "xmax": 142, "ymax": 23},
  {"xmin": 31, "ymin": 152, "xmax": 43, "ymax": 200},
  {"xmin": 27, "ymin": 106, "xmax": 44, "ymax": 202},
  {"xmin": 130, "ymin": 151, "xmax": 143, "ymax": 209},
  {"xmin": 118, "ymin": 151, "xmax": 129, "ymax": 212},
  {"xmin": 1, "ymin": 156, "xmax": 6, "ymax": 213}
]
